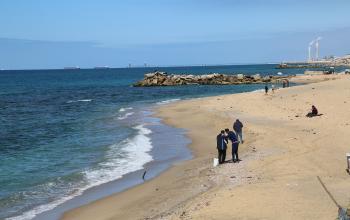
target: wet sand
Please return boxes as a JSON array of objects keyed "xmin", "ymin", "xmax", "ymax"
[{"xmin": 62, "ymin": 74, "xmax": 350, "ymax": 220}]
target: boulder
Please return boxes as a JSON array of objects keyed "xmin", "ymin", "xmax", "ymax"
[
  {"xmin": 252, "ymin": 74, "xmax": 261, "ymax": 81},
  {"xmin": 237, "ymin": 74, "xmax": 244, "ymax": 80}
]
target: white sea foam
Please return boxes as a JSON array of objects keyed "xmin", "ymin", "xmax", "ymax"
[
  {"xmin": 7, "ymin": 124, "xmax": 153, "ymax": 220},
  {"xmin": 156, "ymin": 98, "xmax": 181, "ymax": 105},
  {"xmin": 117, "ymin": 112, "xmax": 134, "ymax": 120},
  {"xmin": 84, "ymin": 124, "xmax": 153, "ymax": 185},
  {"xmin": 250, "ymin": 89, "xmax": 265, "ymax": 93},
  {"xmin": 119, "ymin": 107, "xmax": 133, "ymax": 112},
  {"xmin": 66, "ymin": 99, "xmax": 92, "ymax": 103}
]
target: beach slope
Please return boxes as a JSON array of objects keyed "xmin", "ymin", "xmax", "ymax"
[{"xmin": 63, "ymin": 75, "xmax": 350, "ymax": 220}]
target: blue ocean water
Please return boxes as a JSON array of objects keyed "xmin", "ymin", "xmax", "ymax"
[{"xmin": 0, "ymin": 64, "xmax": 344, "ymax": 219}]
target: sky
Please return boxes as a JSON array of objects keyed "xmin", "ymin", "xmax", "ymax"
[{"xmin": 0, "ymin": 0, "xmax": 349, "ymax": 69}]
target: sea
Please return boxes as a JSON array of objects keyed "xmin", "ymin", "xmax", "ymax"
[{"xmin": 0, "ymin": 64, "xmax": 346, "ymax": 220}]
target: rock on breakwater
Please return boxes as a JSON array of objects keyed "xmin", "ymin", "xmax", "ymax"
[{"xmin": 133, "ymin": 71, "xmax": 292, "ymax": 87}]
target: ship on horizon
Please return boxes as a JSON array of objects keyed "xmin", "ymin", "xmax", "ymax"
[
  {"xmin": 94, "ymin": 66, "xmax": 110, "ymax": 69},
  {"xmin": 64, "ymin": 66, "xmax": 80, "ymax": 70}
]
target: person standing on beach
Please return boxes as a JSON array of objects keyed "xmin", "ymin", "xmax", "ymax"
[
  {"xmin": 225, "ymin": 128, "xmax": 240, "ymax": 163},
  {"xmin": 233, "ymin": 119, "xmax": 244, "ymax": 144},
  {"xmin": 216, "ymin": 130, "xmax": 227, "ymax": 164},
  {"xmin": 265, "ymin": 84, "xmax": 268, "ymax": 94}
]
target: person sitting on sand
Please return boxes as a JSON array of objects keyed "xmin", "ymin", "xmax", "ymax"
[
  {"xmin": 225, "ymin": 128, "xmax": 240, "ymax": 163},
  {"xmin": 233, "ymin": 119, "xmax": 244, "ymax": 144},
  {"xmin": 216, "ymin": 130, "xmax": 228, "ymax": 164},
  {"xmin": 306, "ymin": 105, "xmax": 319, "ymax": 117}
]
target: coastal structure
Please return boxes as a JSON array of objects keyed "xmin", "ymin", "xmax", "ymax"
[
  {"xmin": 308, "ymin": 37, "xmax": 322, "ymax": 62},
  {"xmin": 277, "ymin": 54, "xmax": 350, "ymax": 69},
  {"xmin": 133, "ymin": 71, "xmax": 291, "ymax": 87},
  {"xmin": 278, "ymin": 37, "xmax": 349, "ymax": 69}
]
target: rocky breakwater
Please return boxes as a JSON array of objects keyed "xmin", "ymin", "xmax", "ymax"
[{"xmin": 133, "ymin": 71, "xmax": 291, "ymax": 87}]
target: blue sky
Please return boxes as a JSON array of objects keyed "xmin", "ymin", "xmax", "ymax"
[{"xmin": 0, "ymin": 0, "xmax": 349, "ymax": 69}]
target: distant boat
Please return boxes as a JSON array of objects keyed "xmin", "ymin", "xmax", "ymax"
[
  {"xmin": 94, "ymin": 66, "xmax": 110, "ymax": 69},
  {"xmin": 64, "ymin": 66, "xmax": 80, "ymax": 70}
]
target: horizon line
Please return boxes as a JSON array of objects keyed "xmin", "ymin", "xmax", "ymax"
[{"xmin": 0, "ymin": 62, "xmax": 283, "ymax": 71}]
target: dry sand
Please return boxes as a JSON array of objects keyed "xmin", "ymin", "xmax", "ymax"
[
  {"xmin": 62, "ymin": 74, "xmax": 350, "ymax": 220},
  {"xmin": 289, "ymin": 73, "xmax": 344, "ymax": 84}
]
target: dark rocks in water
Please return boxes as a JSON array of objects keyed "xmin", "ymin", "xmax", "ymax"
[{"xmin": 133, "ymin": 71, "xmax": 291, "ymax": 87}]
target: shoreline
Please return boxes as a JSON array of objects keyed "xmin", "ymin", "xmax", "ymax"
[
  {"xmin": 62, "ymin": 74, "xmax": 350, "ymax": 220},
  {"xmin": 60, "ymin": 88, "xmax": 268, "ymax": 220},
  {"xmin": 14, "ymin": 78, "xmax": 283, "ymax": 220},
  {"xmin": 25, "ymin": 107, "xmax": 191, "ymax": 220}
]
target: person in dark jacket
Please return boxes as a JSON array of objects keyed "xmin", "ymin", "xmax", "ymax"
[
  {"xmin": 216, "ymin": 130, "xmax": 227, "ymax": 164},
  {"xmin": 225, "ymin": 128, "xmax": 240, "ymax": 163},
  {"xmin": 233, "ymin": 119, "xmax": 244, "ymax": 144},
  {"xmin": 306, "ymin": 105, "xmax": 319, "ymax": 117},
  {"xmin": 265, "ymin": 84, "xmax": 268, "ymax": 94}
]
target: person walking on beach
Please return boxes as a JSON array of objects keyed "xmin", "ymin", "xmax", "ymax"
[
  {"xmin": 233, "ymin": 119, "xmax": 244, "ymax": 144},
  {"xmin": 265, "ymin": 84, "xmax": 268, "ymax": 94},
  {"xmin": 225, "ymin": 128, "xmax": 240, "ymax": 163},
  {"xmin": 216, "ymin": 130, "xmax": 227, "ymax": 164}
]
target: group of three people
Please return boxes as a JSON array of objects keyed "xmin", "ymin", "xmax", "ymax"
[{"xmin": 216, "ymin": 119, "xmax": 244, "ymax": 164}]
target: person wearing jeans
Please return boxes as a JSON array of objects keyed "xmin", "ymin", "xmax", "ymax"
[
  {"xmin": 225, "ymin": 128, "xmax": 240, "ymax": 163},
  {"xmin": 216, "ymin": 130, "xmax": 227, "ymax": 164},
  {"xmin": 233, "ymin": 119, "xmax": 244, "ymax": 144}
]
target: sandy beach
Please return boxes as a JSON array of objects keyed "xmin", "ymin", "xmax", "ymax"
[{"xmin": 62, "ymin": 74, "xmax": 350, "ymax": 220}]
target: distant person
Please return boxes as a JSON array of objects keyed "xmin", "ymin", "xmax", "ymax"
[
  {"xmin": 265, "ymin": 85, "xmax": 268, "ymax": 94},
  {"xmin": 216, "ymin": 130, "xmax": 228, "ymax": 164},
  {"xmin": 306, "ymin": 105, "xmax": 319, "ymax": 117},
  {"xmin": 233, "ymin": 119, "xmax": 244, "ymax": 144},
  {"xmin": 272, "ymin": 84, "xmax": 275, "ymax": 93},
  {"xmin": 225, "ymin": 128, "xmax": 240, "ymax": 163},
  {"xmin": 282, "ymin": 81, "xmax": 286, "ymax": 88}
]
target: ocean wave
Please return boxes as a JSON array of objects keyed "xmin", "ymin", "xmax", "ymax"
[
  {"xmin": 84, "ymin": 124, "xmax": 153, "ymax": 185},
  {"xmin": 156, "ymin": 98, "xmax": 181, "ymax": 105},
  {"xmin": 66, "ymin": 99, "xmax": 92, "ymax": 104},
  {"xmin": 7, "ymin": 124, "xmax": 153, "ymax": 220},
  {"xmin": 118, "ymin": 107, "xmax": 133, "ymax": 112},
  {"xmin": 117, "ymin": 112, "xmax": 134, "ymax": 120}
]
